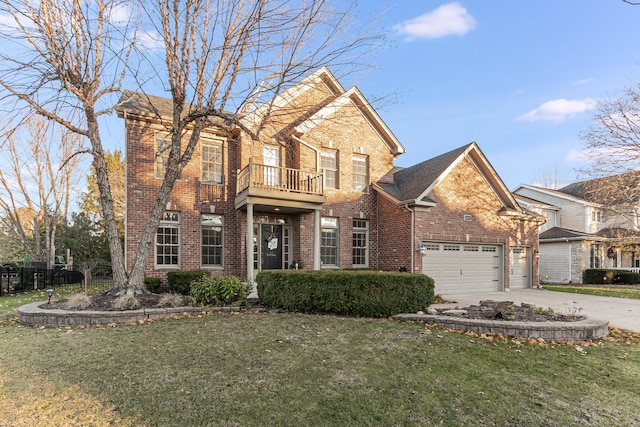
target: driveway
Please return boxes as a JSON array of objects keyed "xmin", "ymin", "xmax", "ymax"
[{"xmin": 434, "ymin": 288, "xmax": 640, "ymax": 333}]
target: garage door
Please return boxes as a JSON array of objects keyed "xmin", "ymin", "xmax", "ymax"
[
  {"xmin": 509, "ymin": 247, "xmax": 530, "ymax": 289},
  {"xmin": 421, "ymin": 242, "xmax": 502, "ymax": 294}
]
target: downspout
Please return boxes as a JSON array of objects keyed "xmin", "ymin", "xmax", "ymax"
[{"xmin": 404, "ymin": 203, "xmax": 415, "ymax": 273}]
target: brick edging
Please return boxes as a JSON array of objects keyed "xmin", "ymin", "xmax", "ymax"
[
  {"xmin": 17, "ymin": 301, "xmax": 239, "ymax": 327},
  {"xmin": 393, "ymin": 313, "xmax": 609, "ymax": 340}
]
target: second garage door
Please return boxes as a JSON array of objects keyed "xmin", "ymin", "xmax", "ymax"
[{"xmin": 421, "ymin": 242, "xmax": 502, "ymax": 294}]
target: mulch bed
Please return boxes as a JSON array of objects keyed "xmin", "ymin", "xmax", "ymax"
[
  {"xmin": 437, "ymin": 301, "xmax": 584, "ymax": 322},
  {"xmin": 42, "ymin": 292, "xmax": 193, "ymax": 312}
]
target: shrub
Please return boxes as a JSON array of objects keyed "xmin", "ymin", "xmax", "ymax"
[
  {"xmin": 113, "ymin": 295, "xmax": 141, "ymax": 310},
  {"xmin": 144, "ymin": 277, "xmax": 161, "ymax": 293},
  {"xmin": 167, "ymin": 270, "xmax": 209, "ymax": 295},
  {"xmin": 614, "ymin": 271, "xmax": 640, "ymax": 285},
  {"xmin": 584, "ymin": 269, "xmax": 616, "ymax": 284},
  {"xmin": 157, "ymin": 293, "xmax": 191, "ymax": 308},
  {"xmin": 190, "ymin": 275, "xmax": 250, "ymax": 306},
  {"xmin": 256, "ymin": 270, "xmax": 435, "ymax": 317},
  {"xmin": 65, "ymin": 293, "xmax": 91, "ymax": 310}
]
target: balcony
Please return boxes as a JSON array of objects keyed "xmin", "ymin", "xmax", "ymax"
[{"xmin": 235, "ymin": 160, "xmax": 325, "ymax": 212}]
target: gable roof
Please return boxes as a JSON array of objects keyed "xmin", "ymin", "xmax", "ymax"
[
  {"xmin": 512, "ymin": 183, "xmax": 593, "ymax": 207},
  {"xmin": 242, "ymin": 66, "xmax": 345, "ymax": 129},
  {"xmin": 556, "ymin": 171, "xmax": 640, "ymax": 204},
  {"xmin": 115, "ymin": 90, "xmax": 230, "ymax": 128},
  {"xmin": 374, "ymin": 142, "xmax": 524, "ymax": 214},
  {"xmin": 292, "ymin": 86, "xmax": 405, "ymax": 156}
]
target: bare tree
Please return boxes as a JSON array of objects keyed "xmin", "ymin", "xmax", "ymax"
[
  {"xmin": 0, "ymin": 118, "xmax": 83, "ymax": 266},
  {"xmin": 0, "ymin": 0, "xmax": 379, "ymax": 295},
  {"xmin": 0, "ymin": 0, "xmax": 134, "ymax": 288},
  {"xmin": 579, "ymin": 84, "xmax": 640, "ymax": 236}
]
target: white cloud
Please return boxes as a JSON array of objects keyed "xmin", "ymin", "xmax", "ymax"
[
  {"xmin": 572, "ymin": 78, "xmax": 594, "ymax": 85},
  {"xmin": 517, "ymin": 98, "xmax": 596, "ymax": 122},
  {"xmin": 136, "ymin": 31, "xmax": 164, "ymax": 50},
  {"xmin": 393, "ymin": 2, "xmax": 476, "ymax": 41}
]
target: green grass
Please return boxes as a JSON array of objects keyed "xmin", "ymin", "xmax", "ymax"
[
  {"xmin": 0, "ymin": 291, "xmax": 639, "ymax": 426},
  {"xmin": 543, "ymin": 284, "xmax": 640, "ymax": 300}
]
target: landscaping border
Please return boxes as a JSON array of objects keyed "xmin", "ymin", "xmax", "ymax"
[
  {"xmin": 393, "ymin": 313, "xmax": 609, "ymax": 341},
  {"xmin": 17, "ymin": 301, "xmax": 239, "ymax": 327}
]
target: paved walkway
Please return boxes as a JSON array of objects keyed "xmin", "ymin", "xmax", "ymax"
[{"xmin": 434, "ymin": 288, "xmax": 640, "ymax": 332}]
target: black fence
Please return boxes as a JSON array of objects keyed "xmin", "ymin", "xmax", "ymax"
[{"xmin": 0, "ymin": 264, "xmax": 113, "ymax": 295}]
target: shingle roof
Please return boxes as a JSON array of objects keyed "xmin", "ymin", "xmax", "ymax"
[
  {"xmin": 116, "ymin": 90, "xmax": 230, "ymax": 127},
  {"xmin": 539, "ymin": 227, "xmax": 596, "ymax": 241},
  {"xmin": 389, "ymin": 144, "xmax": 472, "ymax": 201}
]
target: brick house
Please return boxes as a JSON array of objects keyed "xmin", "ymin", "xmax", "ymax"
[{"xmin": 117, "ymin": 67, "xmax": 541, "ymax": 295}]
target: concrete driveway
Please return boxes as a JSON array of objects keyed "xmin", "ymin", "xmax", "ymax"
[{"xmin": 435, "ymin": 288, "xmax": 640, "ymax": 332}]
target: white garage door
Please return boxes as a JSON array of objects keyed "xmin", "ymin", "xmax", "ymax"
[
  {"xmin": 509, "ymin": 247, "xmax": 530, "ymax": 289},
  {"xmin": 421, "ymin": 242, "xmax": 502, "ymax": 294}
]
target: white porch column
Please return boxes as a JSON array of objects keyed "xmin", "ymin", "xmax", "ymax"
[
  {"xmin": 313, "ymin": 209, "xmax": 321, "ymax": 270},
  {"xmin": 246, "ymin": 203, "xmax": 254, "ymax": 282}
]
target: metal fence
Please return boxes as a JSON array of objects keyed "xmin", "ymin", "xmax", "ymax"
[{"xmin": 0, "ymin": 264, "xmax": 113, "ymax": 295}]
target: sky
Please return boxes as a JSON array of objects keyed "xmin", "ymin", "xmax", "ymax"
[{"xmin": 332, "ymin": 0, "xmax": 640, "ymax": 189}]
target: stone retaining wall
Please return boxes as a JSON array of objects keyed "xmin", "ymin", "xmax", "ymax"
[
  {"xmin": 393, "ymin": 313, "xmax": 609, "ymax": 341},
  {"xmin": 17, "ymin": 301, "xmax": 239, "ymax": 327}
]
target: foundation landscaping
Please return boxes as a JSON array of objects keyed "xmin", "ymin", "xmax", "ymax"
[{"xmin": 1, "ymin": 276, "xmax": 639, "ymax": 425}]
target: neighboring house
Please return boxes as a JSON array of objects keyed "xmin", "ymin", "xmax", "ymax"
[
  {"xmin": 514, "ymin": 179, "xmax": 640, "ymax": 284},
  {"xmin": 117, "ymin": 67, "xmax": 541, "ymax": 295}
]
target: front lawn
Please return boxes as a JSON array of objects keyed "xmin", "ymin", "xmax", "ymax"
[
  {"xmin": 543, "ymin": 284, "xmax": 640, "ymax": 300},
  {"xmin": 0, "ymin": 292, "xmax": 639, "ymax": 425}
]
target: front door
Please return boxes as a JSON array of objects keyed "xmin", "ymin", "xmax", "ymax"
[{"xmin": 261, "ymin": 225, "xmax": 283, "ymax": 270}]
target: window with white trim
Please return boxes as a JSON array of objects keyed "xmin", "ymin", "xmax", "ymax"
[
  {"xmin": 352, "ymin": 155, "xmax": 369, "ymax": 192},
  {"xmin": 321, "ymin": 150, "xmax": 338, "ymax": 189},
  {"xmin": 156, "ymin": 212, "xmax": 179, "ymax": 267},
  {"xmin": 321, "ymin": 217, "xmax": 339, "ymax": 267},
  {"xmin": 352, "ymin": 219, "xmax": 368, "ymax": 267},
  {"xmin": 201, "ymin": 141, "xmax": 223, "ymax": 184},
  {"xmin": 155, "ymin": 137, "xmax": 171, "ymax": 179},
  {"xmin": 201, "ymin": 214, "xmax": 223, "ymax": 267},
  {"xmin": 590, "ymin": 244, "xmax": 602, "ymax": 269}
]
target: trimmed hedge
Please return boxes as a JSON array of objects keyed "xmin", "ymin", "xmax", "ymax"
[
  {"xmin": 256, "ymin": 270, "xmax": 435, "ymax": 317},
  {"xmin": 584, "ymin": 268, "xmax": 640, "ymax": 285},
  {"xmin": 144, "ymin": 277, "xmax": 161, "ymax": 293},
  {"xmin": 167, "ymin": 270, "xmax": 209, "ymax": 295}
]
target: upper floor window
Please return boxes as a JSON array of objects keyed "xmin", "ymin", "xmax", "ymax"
[
  {"xmin": 202, "ymin": 141, "xmax": 223, "ymax": 184},
  {"xmin": 591, "ymin": 209, "xmax": 603, "ymax": 223},
  {"xmin": 321, "ymin": 150, "xmax": 338, "ymax": 189},
  {"xmin": 352, "ymin": 155, "xmax": 369, "ymax": 192},
  {"xmin": 155, "ymin": 137, "xmax": 171, "ymax": 179},
  {"xmin": 156, "ymin": 211, "xmax": 180, "ymax": 267}
]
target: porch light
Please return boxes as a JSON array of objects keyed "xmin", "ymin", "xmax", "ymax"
[
  {"xmin": 46, "ymin": 289, "xmax": 54, "ymax": 304},
  {"xmin": 417, "ymin": 242, "xmax": 426, "ymax": 252}
]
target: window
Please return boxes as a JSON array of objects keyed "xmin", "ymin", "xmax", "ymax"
[
  {"xmin": 202, "ymin": 142, "xmax": 223, "ymax": 184},
  {"xmin": 352, "ymin": 219, "xmax": 368, "ymax": 267},
  {"xmin": 591, "ymin": 209, "xmax": 603, "ymax": 223},
  {"xmin": 321, "ymin": 217, "xmax": 339, "ymax": 266},
  {"xmin": 202, "ymin": 214, "xmax": 223, "ymax": 267},
  {"xmin": 352, "ymin": 155, "xmax": 368, "ymax": 192},
  {"xmin": 590, "ymin": 244, "xmax": 602, "ymax": 269},
  {"xmin": 155, "ymin": 137, "xmax": 171, "ymax": 178},
  {"xmin": 321, "ymin": 151, "xmax": 338, "ymax": 189},
  {"xmin": 156, "ymin": 212, "xmax": 179, "ymax": 267}
]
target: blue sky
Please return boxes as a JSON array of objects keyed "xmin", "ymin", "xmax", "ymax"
[{"xmin": 336, "ymin": 1, "xmax": 640, "ymax": 189}]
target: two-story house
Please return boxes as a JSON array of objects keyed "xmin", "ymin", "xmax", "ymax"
[
  {"xmin": 514, "ymin": 178, "xmax": 640, "ymax": 284},
  {"xmin": 118, "ymin": 67, "xmax": 541, "ymax": 296}
]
